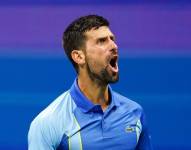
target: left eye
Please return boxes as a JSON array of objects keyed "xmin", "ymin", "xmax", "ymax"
[{"xmin": 98, "ymin": 38, "xmax": 106, "ymax": 43}]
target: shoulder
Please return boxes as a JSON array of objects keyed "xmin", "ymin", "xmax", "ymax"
[
  {"xmin": 32, "ymin": 90, "xmax": 71, "ymax": 125},
  {"xmin": 112, "ymin": 91, "xmax": 143, "ymax": 113},
  {"xmin": 112, "ymin": 91, "xmax": 150, "ymax": 128},
  {"xmin": 28, "ymin": 90, "xmax": 75, "ymax": 148}
]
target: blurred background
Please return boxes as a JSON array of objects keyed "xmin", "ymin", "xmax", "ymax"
[{"xmin": 0, "ymin": 0, "xmax": 191, "ymax": 150}]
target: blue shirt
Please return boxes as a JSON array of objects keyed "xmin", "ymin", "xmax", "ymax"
[{"xmin": 28, "ymin": 79, "xmax": 152, "ymax": 150}]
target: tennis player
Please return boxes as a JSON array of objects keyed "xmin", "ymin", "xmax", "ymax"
[{"xmin": 28, "ymin": 15, "xmax": 152, "ymax": 150}]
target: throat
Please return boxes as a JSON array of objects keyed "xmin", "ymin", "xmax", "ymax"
[{"xmin": 78, "ymin": 77, "xmax": 110, "ymax": 107}]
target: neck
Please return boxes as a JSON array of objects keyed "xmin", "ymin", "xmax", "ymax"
[{"xmin": 77, "ymin": 74, "xmax": 110, "ymax": 111}]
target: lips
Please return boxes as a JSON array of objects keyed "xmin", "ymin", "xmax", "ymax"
[{"xmin": 108, "ymin": 55, "xmax": 118, "ymax": 73}]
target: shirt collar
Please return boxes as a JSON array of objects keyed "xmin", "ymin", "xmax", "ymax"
[{"xmin": 69, "ymin": 78, "xmax": 120, "ymax": 113}]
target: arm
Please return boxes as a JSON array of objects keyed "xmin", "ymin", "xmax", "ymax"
[
  {"xmin": 136, "ymin": 111, "xmax": 153, "ymax": 150},
  {"xmin": 28, "ymin": 119, "xmax": 56, "ymax": 150}
]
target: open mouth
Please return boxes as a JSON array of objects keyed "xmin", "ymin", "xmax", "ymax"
[{"xmin": 109, "ymin": 55, "xmax": 118, "ymax": 73}]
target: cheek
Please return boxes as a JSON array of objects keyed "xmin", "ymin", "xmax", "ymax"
[
  {"xmin": 85, "ymin": 47, "xmax": 108, "ymax": 69},
  {"xmin": 87, "ymin": 45, "xmax": 107, "ymax": 56},
  {"xmin": 86, "ymin": 56, "xmax": 105, "ymax": 73},
  {"xmin": 87, "ymin": 58, "xmax": 101, "ymax": 69}
]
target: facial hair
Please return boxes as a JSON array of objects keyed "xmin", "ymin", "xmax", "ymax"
[{"xmin": 86, "ymin": 58, "xmax": 119, "ymax": 86}]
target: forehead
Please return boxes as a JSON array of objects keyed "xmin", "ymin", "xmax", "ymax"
[{"xmin": 85, "ymin": 26, "xmax": 114, "ymax": 41}]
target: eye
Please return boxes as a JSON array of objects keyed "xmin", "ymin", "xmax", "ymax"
[
  {"xmin": 110, "ymin": 36, "xmax": 115, "ymax": 42},
  {"xmin": 97, "ymin": 37, "xmax": 107, "ymax": 44}
]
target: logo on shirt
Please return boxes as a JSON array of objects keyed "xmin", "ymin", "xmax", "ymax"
[
  {"xmin": 125, "ymin": 119, "xmax": 142, "ymax": 143},
  {"xmin": 125, "ymin": 126, "xmax": 135, "ymax": 132}
]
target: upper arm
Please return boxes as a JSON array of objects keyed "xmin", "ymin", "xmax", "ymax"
[
  {"xmin": 28, "ymin": 119, "xmax": 56, "ymax": 150},
  {"xmin": 136, "ymin": 110, "xmax": 153, "ymax": 150}
]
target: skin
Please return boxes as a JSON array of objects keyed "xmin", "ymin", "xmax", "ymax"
[{"xmin": 71, "ymin": 26, "xmax": 119, "ymax": 111}]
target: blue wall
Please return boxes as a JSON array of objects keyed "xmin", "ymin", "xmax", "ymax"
[{"xmin": 0, "ymin": 56, "xmax": 191, "ymax": 149}]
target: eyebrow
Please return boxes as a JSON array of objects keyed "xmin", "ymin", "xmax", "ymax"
[{"xmin": 96, "ymin": 35, "xmax": 115, "ymax": 41}]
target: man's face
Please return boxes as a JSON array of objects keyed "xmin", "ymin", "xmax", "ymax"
[{"xmin": 83, "ymin": 26, "xmax": 119, "ymax": 85}]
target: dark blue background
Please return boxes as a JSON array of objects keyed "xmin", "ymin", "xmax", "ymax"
[{"xmin": 0, "ymin": 56, "xmax": 190, "ymax": 149}]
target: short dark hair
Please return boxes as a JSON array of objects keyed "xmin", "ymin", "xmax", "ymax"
[{"xmin": 62, "ymin": 15, "xmax": 109, "ymax": 73}]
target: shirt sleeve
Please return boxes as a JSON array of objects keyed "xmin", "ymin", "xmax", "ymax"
[
  {"xmin": 28, "ymin": 118, "xmax": 56, "ymax": 150},
  {"xmin": 136, "ymin": 110, "xmax": 153, "ymax": 150}
]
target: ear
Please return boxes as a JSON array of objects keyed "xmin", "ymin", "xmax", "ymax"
[{"xmin": 71, "ymin": 50, "xmax": 85, "ymax": 65}]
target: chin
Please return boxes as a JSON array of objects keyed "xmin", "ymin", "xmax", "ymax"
[{"xmin": 107, "ymin": 74, "xmax": 119, "ymax": 84}]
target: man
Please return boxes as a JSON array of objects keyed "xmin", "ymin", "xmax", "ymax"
[{"xmin": 28, "ymin": 15, "xmax": 152, "ymax": 150}]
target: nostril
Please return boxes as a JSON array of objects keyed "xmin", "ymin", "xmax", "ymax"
[{"xmin": 110, "ymin": 48, "xmax": 118, "ymax": 54}]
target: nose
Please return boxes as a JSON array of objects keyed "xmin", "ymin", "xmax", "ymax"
[{"xmin": 109, "ymin": 39, "xmax": 118, "ymax": 53}]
